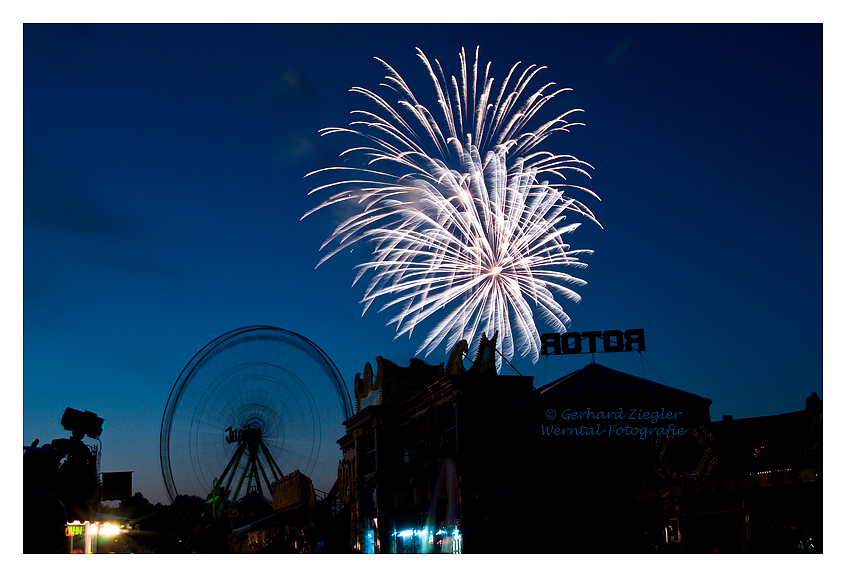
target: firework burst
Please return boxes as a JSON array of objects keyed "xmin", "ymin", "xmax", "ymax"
[{"xmin": 304, "ymin": 47, "xmax": 601, "ymax": 371}]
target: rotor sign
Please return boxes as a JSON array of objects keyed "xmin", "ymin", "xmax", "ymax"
[{"xmin": 540, "ymin": 329, "xmax": 645, "ymax": 356}]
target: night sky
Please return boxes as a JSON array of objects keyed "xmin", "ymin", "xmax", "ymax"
[{"xmin": 22, "ymin": 23, "xmax": 823, "ymax": 506}]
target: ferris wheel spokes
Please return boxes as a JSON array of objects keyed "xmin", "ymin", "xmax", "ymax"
[{"xmin": 219, "ymin": 425, "xmax": 285, "ymax": 503}]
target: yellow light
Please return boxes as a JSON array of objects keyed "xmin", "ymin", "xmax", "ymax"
[
  {"xmin": 99, "ymin": 523, "xmax": 121, "ymax": 536},
  {"xmin": 491, "ymin": 266, "xmax": 503, "ymax": 276}
]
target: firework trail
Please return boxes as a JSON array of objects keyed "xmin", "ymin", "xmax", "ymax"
[{"xmin": 303, "ymin": 47, "xmax": 600, "ymax": 372}]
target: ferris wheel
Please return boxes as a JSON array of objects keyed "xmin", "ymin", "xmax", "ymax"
[{"xmin": 159, "ymin": 326, "xmax": 353, "ymax": 521}]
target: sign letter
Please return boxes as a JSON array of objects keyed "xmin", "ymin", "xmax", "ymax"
[
  {"xmin": 562, "ymin": 332, "xmax": 582, "ymax": 354},
  {"xmin": 541, "ymin": 333, "xmax": 561, "ymax": 356},
  {"xmin": 583, "ymin": 331, "xmax": 603, "ymax": 353},
  {"xmin": 603, "ymin": 330, "xmax": 625, "ymax": 352},
  {"xmin": 623, "ymin": 329, "xmax": 646, "ymax": 352}
]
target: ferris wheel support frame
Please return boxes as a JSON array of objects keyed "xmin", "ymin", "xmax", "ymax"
[{"xmin": 216, "ymin": 425, "xmax": 286, "ymax": 503}]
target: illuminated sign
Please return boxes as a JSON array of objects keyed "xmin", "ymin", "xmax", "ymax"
[
  {"xmin": 541, "ymin": 329, "xmax": 645, "ymax": 356},
  {"xmin": 66, "ymin": 525, "xmax": 86, "ymax": 536}
]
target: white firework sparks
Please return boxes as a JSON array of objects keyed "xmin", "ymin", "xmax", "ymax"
[{"xmin": 304, "ymin": 47, "xmax": 601, "ymax": 372}]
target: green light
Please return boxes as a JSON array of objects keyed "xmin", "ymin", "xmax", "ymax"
[{"xmin": 65, "ymin": 525, "xmax": 86, "ymax": 536}]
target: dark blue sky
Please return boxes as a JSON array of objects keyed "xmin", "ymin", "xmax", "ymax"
[{"xmin": 23, "ymin": 24, "xmax": 823, "ymax": 505}]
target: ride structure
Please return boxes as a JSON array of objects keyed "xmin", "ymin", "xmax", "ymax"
[
  {"xmin": 159, "ymin": 326, "xmax": 353, "ymax": 532},
  {"xmin": 218, "ymin": 424, "xmax": 285, "ymax": 504}
]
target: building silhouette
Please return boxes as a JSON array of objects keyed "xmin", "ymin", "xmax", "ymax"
[{"xmin": 334, "ymin": 333, "xmax": 822, "ymax": 553}]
